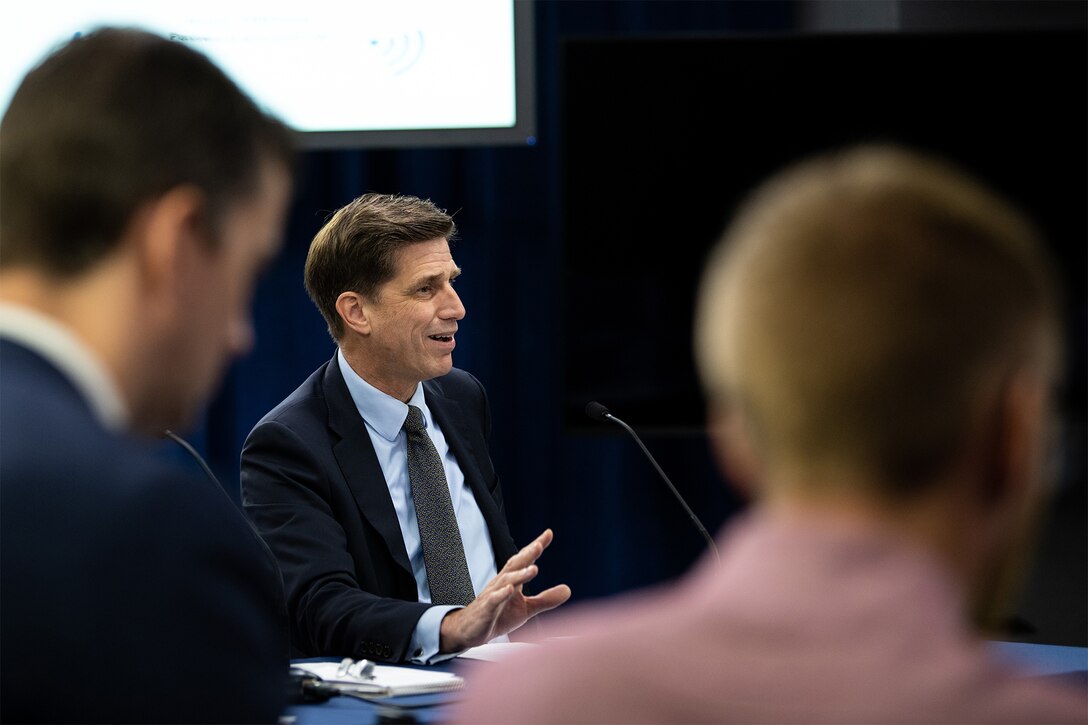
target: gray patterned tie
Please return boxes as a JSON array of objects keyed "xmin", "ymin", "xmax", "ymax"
[{"xmin": 403, "ymin": 405, "xmax": 476, "ymax": 606}]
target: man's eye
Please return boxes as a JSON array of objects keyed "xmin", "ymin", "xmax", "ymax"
[{"xmin": 417, "ymin": 285, "xmax": 433, "ymax": 294}]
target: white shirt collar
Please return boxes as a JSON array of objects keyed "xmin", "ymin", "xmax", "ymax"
[{"xmin": 0, "ymin": 302, "xmax": 129, "ymax": 431}]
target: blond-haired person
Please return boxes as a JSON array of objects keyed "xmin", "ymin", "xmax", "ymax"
[{"xmin": 453, "ymin": 146, "xmax": 1086, "ymax": 723}]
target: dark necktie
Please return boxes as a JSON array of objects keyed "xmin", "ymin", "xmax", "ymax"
[{"xmin": 403, "ymin": 405, "xmax": 476, "ymax": 606}]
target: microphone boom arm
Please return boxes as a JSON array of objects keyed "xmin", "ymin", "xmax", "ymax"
[{"xmin": 588, "ymin": 403, "xmax": 719, "ymax": 561}]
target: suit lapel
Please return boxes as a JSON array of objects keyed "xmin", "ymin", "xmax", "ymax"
[{"xmin": 322, "ymin": 357, "xmax": 414, "ymax": 578}]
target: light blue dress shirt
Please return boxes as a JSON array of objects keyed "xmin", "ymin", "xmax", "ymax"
[{"xmin": 336, "ymin": 350, "xmax": 502, "ymax": 662}]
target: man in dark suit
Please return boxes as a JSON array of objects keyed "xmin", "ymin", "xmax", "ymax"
[
  {"xmin": 241, "ymin": 193, "xmax": 570, "ymax": 664},
  {"xmin": 0, "ymin": 29, "xmax": 295, "ymax": 723}
]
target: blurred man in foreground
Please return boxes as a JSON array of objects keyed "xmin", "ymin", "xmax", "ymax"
[
  {"xmin": 0, "ymin": 28, "xmax": 294, "ymax": 722},
  {"xmin": 454, "ymin": 146, "xmax": 1086, "ymax": 723}
]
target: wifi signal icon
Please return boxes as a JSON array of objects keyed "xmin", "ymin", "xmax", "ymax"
[{"xmin": 370, "ymin": 30, "xmax": 425, "ymax": 75}]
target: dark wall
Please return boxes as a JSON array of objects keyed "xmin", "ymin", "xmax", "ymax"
[
  {"xmin": 173, "ymin": 1, "xmax": 1086, "ymax": 645},
  {"xmin": 561, "ymin": 31, "xmax": 1087, "ymax": 433}
]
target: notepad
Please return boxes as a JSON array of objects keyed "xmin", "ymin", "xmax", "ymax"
[{"xmin": 292, "ymin": 661, "xmax": 464, "ymax": 698}]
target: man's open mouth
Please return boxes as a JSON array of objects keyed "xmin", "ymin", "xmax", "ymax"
[{"xmin": 428, "ymin": 334, "xmax": 454, "ymax": 342}]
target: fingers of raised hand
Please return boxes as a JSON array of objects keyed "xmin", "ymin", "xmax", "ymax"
[
  {"xmin": 503, "ymin": 529, "xmax": 554, "ymax": 572},
  {"xmin": 502, "ymin": 564, "xmax": 539, "ymax": 588},
  {"xmin": 479, "ymin": 565, "xmax": 534, "ymax": 604}
]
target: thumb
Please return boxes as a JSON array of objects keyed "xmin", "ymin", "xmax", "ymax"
[{"xmin": 526, "ymin": 584, "xmax": 572, "ymax": 616}]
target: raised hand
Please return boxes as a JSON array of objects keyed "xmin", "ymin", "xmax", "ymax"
[{"xmin": 439, "ymin": 529, "xmax": 571, "ymax": 652}]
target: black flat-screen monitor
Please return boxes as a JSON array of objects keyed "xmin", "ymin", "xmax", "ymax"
[{"xmin": 561, "ymin": 31, "xmax": 1086, "ymax": 447}]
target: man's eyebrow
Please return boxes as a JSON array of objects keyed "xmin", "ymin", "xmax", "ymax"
[{"xmin": 410, "ymin": 267, "xmax": 461, "ymax": 288}]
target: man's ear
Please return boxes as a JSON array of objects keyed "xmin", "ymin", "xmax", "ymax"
[
  {"xmin": 969, "ymin": 369, "xmax": 1052, "ymax": 634},
  {"xmin": 335, "ymin": 291, "xmax": 371, "ymax": 336},
  {"xmin": 132, "ymin": 185, "xmax": 207, "ymax": 306},
  {"xmin": 978, "ymin": 371, "xmax": 1050, "ymax": 515},
  {"xmin": 707, "ymin": 402, "xmax": 762, "ymax": 500}
]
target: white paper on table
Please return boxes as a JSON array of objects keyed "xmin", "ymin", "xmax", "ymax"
[
  {"xmin": 457, "ymin": 641, "xmax": 538, "ymax": 662},
  {"xmin": 292, "ymin": 661, "xmax": 463, "ymax": 697}
]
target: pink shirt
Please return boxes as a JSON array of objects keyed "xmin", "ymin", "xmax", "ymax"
[{"xmin": 454, "ymin": 510, "xmax": 1087, "ymax": 723}]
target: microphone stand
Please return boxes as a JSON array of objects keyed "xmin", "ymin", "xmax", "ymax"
[{"xmin": 586, "ymin": 402, "xmax": 719, "ymax": 561}]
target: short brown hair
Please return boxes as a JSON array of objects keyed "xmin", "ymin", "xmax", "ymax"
[
  {"xmin": 304, "ymin": 193, "xmax": 456, "ymax": 340},
  {"xmin": 695, "ymin": 145, "xmax": 1061, "ymax": 494},
  {"xmin": 0, "ymin": 28, "xmax": 295, "ymax": 276}
]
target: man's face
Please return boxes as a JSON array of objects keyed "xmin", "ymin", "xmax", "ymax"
[
  {"xmin": 152, "ymin": 160, "xmax": 291, "ymax": 431},
  {"xmin": 358, "ymin": 237, "xmax": 465, "ymax": 401}
]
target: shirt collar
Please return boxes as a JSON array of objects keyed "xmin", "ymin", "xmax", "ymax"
[
  {"xmin": 336, "ymin": 348, "xmax": 428, "ymax": 442},
  {"xmin": 0, "ymin": 302, "xmax": 129, "ymax": 432}
]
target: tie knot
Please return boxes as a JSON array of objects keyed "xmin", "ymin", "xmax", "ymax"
[{"xmin": 403, "ymin": 405, "xmax": 426, "ymax": 434}]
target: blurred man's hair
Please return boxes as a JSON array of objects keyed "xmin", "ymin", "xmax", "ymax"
[
  {"xmin": 305, "ymin": 192, "xmax": 456, "ymax": 341},
  {"xmin": 695, "ymin": 145, "xmax": 1062, "ymax": 494},
  {"xmin": 0, "ymin": 27, "xmax": 295, "ymax": 275}
]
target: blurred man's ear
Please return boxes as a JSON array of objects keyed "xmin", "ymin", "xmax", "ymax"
[
  {"xmin": 132, "ymin": 185, "xmax": 207, "ymax": 313},
  {"xmin": 969, "ymin": 368, "xmax": 1052, "ymax": 633},
  {"xmin": 708, "ymin": 403, "xmax": 762, "ymax": 500},
  {"xmin": 977, "ymin": 370, "xmax": 1051, "ymax": 516}
]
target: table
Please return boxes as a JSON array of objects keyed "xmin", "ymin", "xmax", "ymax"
[
  {"xmin": 284, "ymin": 657, "xmax": 487, "ymax": 725},
  {"xmin": 286, "ymin": 644, "xmax": 1088, "ymax": 724},
  {"xmin": 990, "ymin": 641, "xmax": 1088, "ymax": 683}
]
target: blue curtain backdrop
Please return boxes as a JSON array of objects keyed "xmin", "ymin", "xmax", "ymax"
[
  {"xmin": 176, "ymin": 1, "xmax": 794, "ymax": 605},
  {"xmin": 167, "ymin": 1, "xmax": 1086, "ymax": 647}
]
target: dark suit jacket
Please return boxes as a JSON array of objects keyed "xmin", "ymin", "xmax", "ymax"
[
  {"xmin": 240, "ymin": 355, "xmax": 517, "ymax": 662},
  {"xmin": 0, "ymin": 340, "xmax": 287, "ymax": 724}
]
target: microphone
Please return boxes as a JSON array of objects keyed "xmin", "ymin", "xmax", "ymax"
[
  {"xmin": 585, "ymin": 402, "xmax": 719, "ymax": 561},
  {"xmin": 163, "ymin": 429, "xmax": 292, "ymax": 645},
  {"xmin": 163, "ymin": 430, "xmax": 222, "ymax": 488}
]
